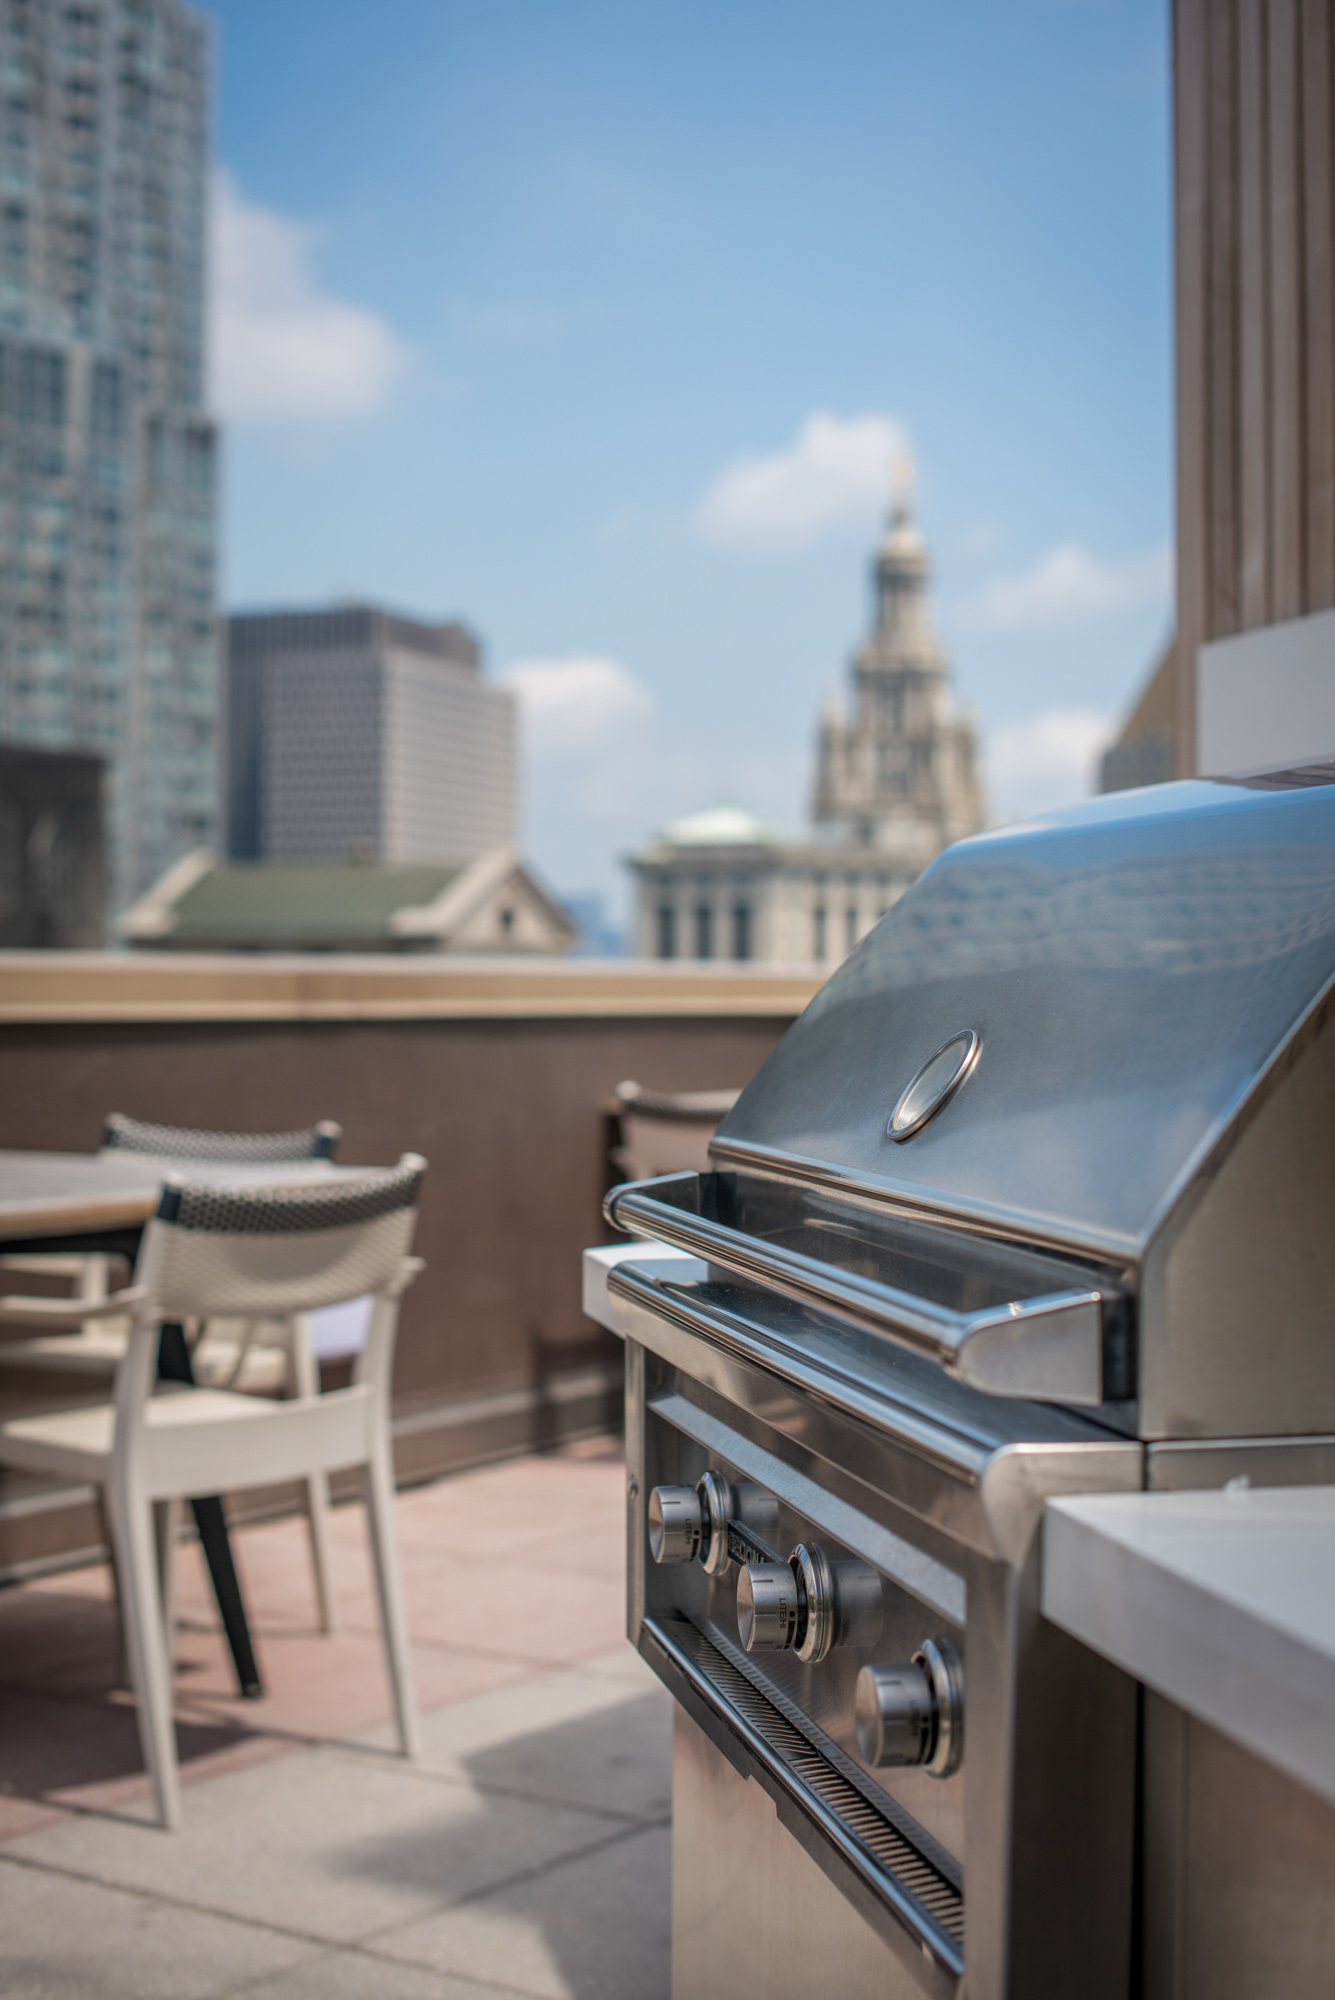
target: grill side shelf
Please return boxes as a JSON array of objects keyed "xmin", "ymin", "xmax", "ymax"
[
  {"xmin": 641, "ymin": 1612, "xmax": 966, "ymax": 1996},
  {"xmin": 607, "ymin": 1179, "xmax": 1109, "ymax": 1407}
]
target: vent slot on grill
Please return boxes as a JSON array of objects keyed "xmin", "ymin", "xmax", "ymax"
[{"xmin": 643, "ymin": 1612, "xmax": 965, "ymax": 1977}]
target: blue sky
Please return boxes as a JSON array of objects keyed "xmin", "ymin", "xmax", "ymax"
[{"xmin": 206, "ymin": 0, "xmax": 1173, "ymax": 914}]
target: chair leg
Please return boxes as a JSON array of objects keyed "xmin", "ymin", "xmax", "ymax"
[
  {"xmin": 97, "ymin": 1491, "xmax": 131, "ymax": 1689},
  {"xmin": 153, "ymin": 1496, "xmax": 182, "ymax": 1665},
  {"xmin": 304, "ymin": 1471, "xmax": 338, "ymax": 1635},
  {"xmin": 289, "ymin": 1314, "xmax": 337, "ymax": 1633},
  {"xmin": 109, "ymin": 1477, "xmax": 183, "ymax": 1829},
  {"xmin": 362, "ymin": 1441, "xmax": 419, "ymax": 1759}
]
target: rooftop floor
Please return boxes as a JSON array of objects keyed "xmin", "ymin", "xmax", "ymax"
[{"xmin": 0, "ymin": 1441, "xmax": 672, "ymax": 1999}]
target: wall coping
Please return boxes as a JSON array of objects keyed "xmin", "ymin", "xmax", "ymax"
[{"xmin": 0, "ymin": 951, "xmax": 825, "ymax": 1024}]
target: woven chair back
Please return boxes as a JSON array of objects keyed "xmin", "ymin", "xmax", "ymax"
[
  {"xmin": 103, "ymin": 1113, "xmax": 341, "ymax": 1163},
  {"xmin": 144, "ymin": 1156, "xmax": 424, "ymax": 1320}
]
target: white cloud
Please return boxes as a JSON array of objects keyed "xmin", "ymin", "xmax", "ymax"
[
  {"xmin": 694, "ymin": 411, "xmax": 908, "ymax": 552},
  {"xmin": 986, "ymin": 707, "xmax": 1115, "ymax": 822},
  {"xmin": 209, "ymin": 170, "xmax": 408, "ymax": 423},
  {"xmin": 502, "ymin": 655, "xmax": 653, "ymax": 760},
  {"xmin": 967, "ymin": 542, "xmax": 1172, "ymax": 631}
]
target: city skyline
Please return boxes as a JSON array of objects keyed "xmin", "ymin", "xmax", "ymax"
[
  {"xmin": 0, "ymin": 0, "xmax": 217, "ymax": 912},
  {"xmin": 207, "ymin": 0, "xmax": 1172, "ymax": 916}
]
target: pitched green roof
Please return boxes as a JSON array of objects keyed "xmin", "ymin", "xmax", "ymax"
[{"xmin": 166, "ymin": 863, "xmax": 466, "ymax": 947}]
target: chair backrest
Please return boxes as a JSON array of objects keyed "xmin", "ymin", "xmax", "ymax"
[
  {"xmin": 102, "ymin": 1113, "xmax": 342, "ymax": 1163},
  {"xmin": 138, "ymin": 1155, "xmax": 425, "ymax": 1322},
  {"xmin": 613, "ymin": 1079, "xmax": 741, "ymax": 1180},
  {"xmin": 114, "ymin": 1156, "xmax": 427, "ymax": 1468}
]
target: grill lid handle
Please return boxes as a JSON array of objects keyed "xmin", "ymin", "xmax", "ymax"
[{"xmin": 606, "ymin": 1178, "xmax": 1113, "ymax": 1407}]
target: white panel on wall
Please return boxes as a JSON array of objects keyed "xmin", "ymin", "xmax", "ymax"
[{"xmin": 1198, "ymin": 610, "xmax": 1335, "ymax": 776}]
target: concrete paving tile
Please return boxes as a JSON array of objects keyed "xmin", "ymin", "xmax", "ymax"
[
  {"xmin": 378, "ymin": 1822, "xmax": 671, "ymax": 2000},
  {"xmin": 574, "ymin": 1644, "xmax": 662, "ymax": 1690},
  {"xmin": 221, "ymin": 1945, "xmax": 533, "ymax": 2000},
  {"xmin": 170, "ymin": 1617, "xmax": 525, "ymax": 1742},
  {"xmin": 0, "ymin": 1796, "xmax": 68, "ymax": 1842},
  {"xmin": 0, "ymin": 1571, "xmax": 122, "ymax": 1692},
  {"xmin": 362, "ymin": 1460, "xmax": 626, "ymax": 1563},
  {"xmin": 0, "ymin": 1857, "xmax": 311, "ymax": 1999},
  {"xmin": 353, "ymin": 1656, "xmax": 667, "ymax": 1832},
  {"xmin": 389, "ymin": 1548, "xmax": 627, "ymax": 1667},
  {"xmin": 8, "ymin": 1745, "xmax": 620, "ymax": 1945},
  {"xmin": 0, "ymin": 1682, "xmax": 258, "ymax": 1815},
  {"xmin": 496, "ymin": 1526, "xmax": 626, "ymax": 1582},
  {"xmin": 162, "ymin": 1531, "xmax": 541, "ymax": 1742},
  {"xmin": 356, "ymin": 1664, "xmax": 672, "ymax": 1821},
  {"xmin": 170, "ymin": 1527, "xmax": 342, "ymax": 1641}
]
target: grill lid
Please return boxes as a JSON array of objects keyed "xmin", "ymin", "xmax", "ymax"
[{"xmin": 712, "ymin": 774, "xmax": 1335, "ymax": 1265}]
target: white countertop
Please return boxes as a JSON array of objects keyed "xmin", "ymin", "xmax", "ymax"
[{"xmin": 1043, "ymin": 1484, "xmax": 1335, "ymax": 1809}]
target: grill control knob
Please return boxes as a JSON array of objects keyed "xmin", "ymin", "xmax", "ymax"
[
  {"xmin": 647, "ymin": 1485, "xmax": 703, "ymax": 1564},
  {"xmin": 697, "ymin": 1470, "xmax": 734, "ymax": 1576},
  {"xmin": 791, "ymin": 1543, "xmax": 836, "ymax": 1662},
  {"xmin": 736, "ymin": 1542, "xmax": 839, "ymax": 1661},
  {"xmin": 736, "ymin": 1561, "xmax": 803, "ymax": 1651},
  {"xmin": 855, "ymin": 1638, "xmax": 963, "ymax": 1778},
  {"xmin": 647, "ymin": 1472, "xmax": 736, "ymax": 1570}
]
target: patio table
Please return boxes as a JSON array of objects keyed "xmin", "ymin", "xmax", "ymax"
[{"xmin": 0, "ymin": 1148, "xmax": 352, "ymax": 1698}]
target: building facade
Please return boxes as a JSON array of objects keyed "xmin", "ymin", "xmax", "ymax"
[
  {"xmin": 813, "ymin": 488, "xmax": 983, "ymax": 859},
  {"xmin": 0, "ymin": 0, "xmax": 216, "ymax": 913},
  {"xmin": 1099, "ymin": 637, "xmax": 1175, "ymax": 794},
  {"xmin": 631, "ymin": 487, "xmax": 984, "ymax": 966},
  {"xmin": 225, "ymin": 604, "xmax": 516, "ymax": 866},
  {"xmin": 0, "ymin": 740, "xmax": 104, "ymax": 945}
]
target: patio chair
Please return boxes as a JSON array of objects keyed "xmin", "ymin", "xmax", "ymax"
[
  {"xmin": 611, "ymin": 1079, "xmax": 742, "ymax": 1181},
  {"xmin": 0, "ymin": 1156, "xmax": 425, "ymax": 1828},
  {"xmin": 0, "ymin": 1115, "xmax": 346, "ymax": 1629}
]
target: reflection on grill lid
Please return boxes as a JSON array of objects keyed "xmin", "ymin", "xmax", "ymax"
[{"xmin": 712, "ymin": 776, "xmax": 1335, "ymax": 1264}]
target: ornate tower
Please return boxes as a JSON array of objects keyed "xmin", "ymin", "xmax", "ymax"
[{"xmin": 813, "ymin": 465, "xmax": 983, "ymax": 863}]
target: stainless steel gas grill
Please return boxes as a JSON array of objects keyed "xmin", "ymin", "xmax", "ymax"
[{"xmin": 586, "ymin": 771, "xmax": 1335, "ymax": 2000}]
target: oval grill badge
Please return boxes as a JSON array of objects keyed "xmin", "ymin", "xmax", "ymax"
[{"xmin": 888, "ymin": 1031, "xmax": 981, "ymax": 1142}]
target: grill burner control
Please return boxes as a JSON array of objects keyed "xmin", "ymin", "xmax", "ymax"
[
  {"xmin": 855, "ymin": 1638, "xmax": 964, "ymax": 1778},
  {"xmin": 736, "ymin": 1542, "xmax": 839, "ymax": 1663},
  {"xmin": 647, "ymin": 1473, "xmax": 735, "ymax": 1574}
]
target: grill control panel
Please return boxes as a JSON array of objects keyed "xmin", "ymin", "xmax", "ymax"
[
  {"xmin": 650, "ymin": 1479, "xmax": 907, "ymax": 1674},
  {"xmin": 644, "ymin": 1444, "xmax": 967, "ymax": 1865}
]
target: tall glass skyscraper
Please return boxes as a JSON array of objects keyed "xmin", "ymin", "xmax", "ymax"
[{"xmin": 0, "ymin": 0, "xmax": 216, "ymax": 914}]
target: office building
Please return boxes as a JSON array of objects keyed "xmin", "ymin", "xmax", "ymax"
[
  {"xmin": 631, "ymin": 483, "xmax": 984, "ymax": 965},
  {"xmin": 0, "ymin": 0, "xmax": 217, "ymax": 914},
  {"xmin": 226, "ymin": 605, "xmax": 516, "ymax": 865}
]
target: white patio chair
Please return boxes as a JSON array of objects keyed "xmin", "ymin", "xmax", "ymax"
[
  {"xmin": 0, "ymin": 1114, "xmax": 345, "ymax": 1630},
  {"xmin": 0, "ymin": 1155, "xmax": 426, "ymax": 1829},
  {"xmin": 611, "ymin": 1079, "xmax": 741, "ymax": 1180}
]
